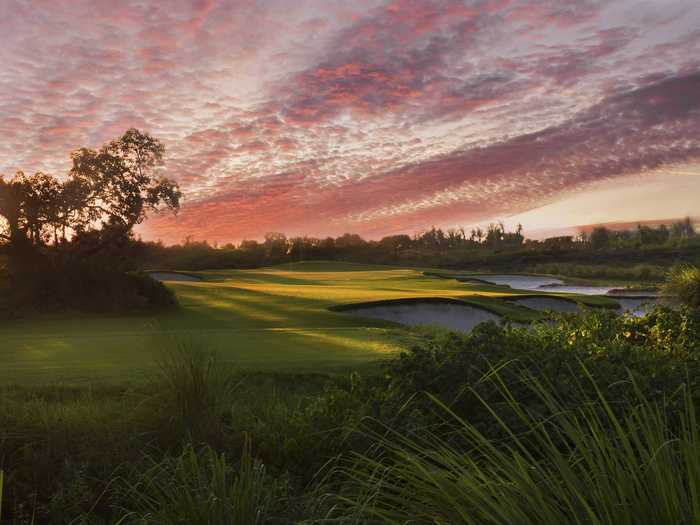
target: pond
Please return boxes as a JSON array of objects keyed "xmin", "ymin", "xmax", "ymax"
[
  {"xmin": 467, "ymin": 274, "xmax": 659, "ymax": 316},
  {"xmin": 469, "ymin": 274, "xmax": 616, "ymax": 295},
  {"xmin": 614, "ymin": 296, "xmax": 657, "ymax": 317}
]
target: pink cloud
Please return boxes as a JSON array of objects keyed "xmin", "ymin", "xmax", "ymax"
[{"xmin": 1, "ymin": 0, "xmax": 699, "ymax": 244}]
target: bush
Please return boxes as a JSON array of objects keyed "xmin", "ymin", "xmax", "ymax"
[
  {"xmin": 337, "ymin": 365, "xmax": 700, "ymax": 525},
  {"xmin": 663, "ymin": 264, "xmax": 700, "ymax": 308},
  {"xmin": 1, "ymin": 261, "xmax": 177, "ymax": 317},
  {"xmin": 529, "ymin": 262, "xmax": 666, "ymax": 282},
  {"xmin": 122, "ymin": 440, "xmax": 276, "ymax": 525},
  {"xmin": 380, "ymin": 307, "xmax": 700, "ymax": 438},
  {"xmin": 152, "ymin": 339, "xmax": 239, "ymax": 445}
]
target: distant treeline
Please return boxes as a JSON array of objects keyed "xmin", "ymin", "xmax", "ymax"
[{"xmin": 135, "ymin": 218, "xmax": 700, "ymax": 276}]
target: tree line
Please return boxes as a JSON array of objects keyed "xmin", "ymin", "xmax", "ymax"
[{"xmin": 135, "ymin": 219, "xmax": 698, "ymax": 272}]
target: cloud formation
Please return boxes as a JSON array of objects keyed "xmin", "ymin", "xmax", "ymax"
[{"xmin": 1, "ymin": 0, "xmax": 699, "ymax": 243}]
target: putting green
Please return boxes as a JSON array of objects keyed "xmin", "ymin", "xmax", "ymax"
[{"xmin": 0, "ymin": 262, "xmax": 616, "ymax": 383}]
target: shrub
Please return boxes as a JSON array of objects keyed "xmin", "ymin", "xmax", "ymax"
[
  {"xmin": 380, "ymin": 307, "xmax": 700, "ymax": 438},
  {"xmin": 152, "ymin": 338, "xmax": 238, "ymax": 445},
  {"xmin": 663, "ymin": 264, "xmax": 700, "ymax": 308},
  {"xmin": 337, "ymin": 366, "xmax": 700, "ymax": 525},
  {"xmin": 529, "ymin": 262, "xmax": 666, "ymax": 282},
  {"xmin": 1, "ymin": 259, "xmax": 177, "ymax": 317}
]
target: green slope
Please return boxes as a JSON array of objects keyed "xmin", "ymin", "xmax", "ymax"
[{"xmin": 0, "ymin": 262, "xmax": 619, "ymax": 383}]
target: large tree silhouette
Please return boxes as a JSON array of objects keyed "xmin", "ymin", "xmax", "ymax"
[
  {"xmin": 0, "ymin": 129, "xmax": 181, "ymax": 314},
  {"xmin": 0, "ymin": 129, "xmax": 180, "ymax": 255}
]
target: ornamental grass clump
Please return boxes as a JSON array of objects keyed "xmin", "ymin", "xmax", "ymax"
[
  {"xmin": 337, "ymin": 364, "xmax": 700, "ymax": 525},
  {"xmin": 663, "ymin": 264, "xmax": 700, "ymax": 308}
]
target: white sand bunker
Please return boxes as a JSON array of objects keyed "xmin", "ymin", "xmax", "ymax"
[
  {"xmin": 343, "ymin": 300, "xmax": 500, "ymax": 334},
  {"xmin": 148, "ymin": 272, "xmax": 202, "ymax": 282},
  {"xmin": 511, "ymin": 297, "xmax": 580, "ymax": 313}
]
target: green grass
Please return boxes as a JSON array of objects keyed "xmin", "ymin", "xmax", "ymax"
[
  {"xmin": 663, "ymin": 264, "xmax": 700, "ymax": 308},
  {"xmin": 0, "ymin": 261, "xmax": 620, "ymax": 384},
  {"xmin": 338, "ymin": 366, "xmax": 700, "ymax": 524},
  {"xmin": 124, "ymin": 441, "xmax": 274, "ymax": 525}
]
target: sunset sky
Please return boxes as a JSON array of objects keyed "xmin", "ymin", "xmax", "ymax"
[{"xmin": 1, "ymin": 0, "xmax": 699, "ymax": 243}]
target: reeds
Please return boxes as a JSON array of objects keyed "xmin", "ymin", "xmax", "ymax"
[
  {"xmin": 122, "ymin": 437, "xmax": 272, "ymax": 524},
  {"xmin": 154, "ymin": 337, "xmax": 239, "ymax": 443},
  {"xmin": 336, "ymin": 365, "xmax": 700, "ymax": 524}
]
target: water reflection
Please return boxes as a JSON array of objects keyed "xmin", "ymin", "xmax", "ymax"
[
  {"xmin": 469, "ymin": 274, "xmax": 658, "ymax": 316},
  {"xmin": 470, "ymin": 274, "xmax": 615, "ymax": 295}
]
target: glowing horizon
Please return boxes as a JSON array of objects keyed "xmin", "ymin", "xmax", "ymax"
[{"xmin": 1, "ymin": 0, "xmax": 699, "ymax": 244}]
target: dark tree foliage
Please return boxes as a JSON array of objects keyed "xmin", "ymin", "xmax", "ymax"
[
  {"xmin": 0, "ymin": 129, "xmax": 180, "ymax": 315},
  {"xmin": 589, "ymin": 226, "xmax": 611, "ymax": 249},
  {"xmin": 134, "ymin": 217, "xmax": 698, "ymax": 276},
  {"xmin": 0, "ymin": 129, "xmax": 180, "ymax": 251}
]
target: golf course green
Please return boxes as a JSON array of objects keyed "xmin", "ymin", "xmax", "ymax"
[{"xmin": 0, "ymin": 261, "xmax": 619, "ymax": 383}]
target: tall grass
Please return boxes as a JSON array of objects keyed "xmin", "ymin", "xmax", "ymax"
[
  {"xmin": 154, "ymin": 337, "xmax": 239, "ymax": 443},
  {"xmin": 123, "ymin": 438, "xmax": 273, "ymax": 524},
  {"xmin": 337, "ymin": 365, "xmax": 700, "ymax": 525},
  {"xmin": 663, "ymin": 264, "xmax": 700, "ymax": 308}
]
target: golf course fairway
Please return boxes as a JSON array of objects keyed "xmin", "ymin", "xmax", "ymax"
[{"xmin": 0, "ymin": 262, "xmax": 617, "ymax": 383}]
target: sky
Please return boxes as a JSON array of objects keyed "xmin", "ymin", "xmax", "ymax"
[{"xmin": 1, "ymin": 0, "xmax": 699, "ymax": 244}]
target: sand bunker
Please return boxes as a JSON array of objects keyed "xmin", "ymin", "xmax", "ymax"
[
  {"xmin": 510, "ymin": 297, "xmax": 580, "ymax": 313},
  {"xmin": 341, "ymin": 300, "xmax": 500, "ymax": 334},
  {"xmin": 148, "ymin": 272, "xmax": 202, "ymax": 282}
]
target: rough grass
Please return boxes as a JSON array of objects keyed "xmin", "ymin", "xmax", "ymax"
[
  {"xmin": 337, "ymin": 366, "xmax": 700, "ymax": 525},
  {"xmin": 122, "ymin": 440, "xmax": 274, "ymax": 525},
  {"xmin": 0, "ymin": 262, "xmax": 619, "ymax": 384},
  {"xmin": 663, "ymin": 264, "xmax": 700, "ymax": 308},
  {"xmin": 2, "ymin": 307, "xmax": 699, "ymax": 523},
  {"xmin": 0, "ymin": 346, "xmax": 342, "ymax": 523}
]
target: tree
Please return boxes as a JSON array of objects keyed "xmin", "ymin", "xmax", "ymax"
[
  {"xmin": 485, "ymin": 222, "xmax": 505, "ymax": 247},
  {"xmin": 469, "ymin": 227, "xmax": 484, "ymax": 244},
  {"xmin": 670, "ymin": 217, "xmax": 696, "ymax": 240},
  {"xmin": 502, "ymin": 223, "xmax": 524, "ymax": 246},
  {"xmin": 0, "ymin": 171, "xmax": 66, "ymax": 261},
  {"xmin": 637, "ymin": 224, "xmax": 670, "ymax": 246},
  {"xmin": 0, "ymin": 174, "xmax": 29, "ymax": 246},
  {"xmin": 589, "ymin": 227, "xmax": 610, "ymax": 250},
  {"xmin": 263, "ymin": 232, "xmax": 288, "ymax": 262},
  {"xmin": 379, "ymin": 234, "xmax": 412, "ymax": 259},
  {"xmin": 68, "ymin": 129, "xmax": 180, "ymax": 245},
  {"xmin": 0, "ymin": 129, "xmax": 180, "ymax": 256},
  {"xmin": 0, "ymin": 130, "xmax": 181, "ymax": 314},
  {"xmin": 335, "ymin": 233, "xmax": 366, "ymax": 249}
]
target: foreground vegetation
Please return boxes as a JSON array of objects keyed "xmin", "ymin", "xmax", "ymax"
[{"xmin": 1, "ymin": 302, "xmax": 700, "ymax": 523}]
